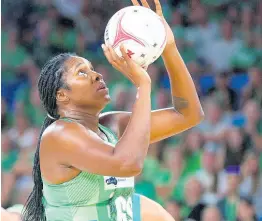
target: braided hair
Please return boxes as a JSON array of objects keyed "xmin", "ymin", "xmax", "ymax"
[{"xmin": 22, "ymin": 53, "xmax": 73, "ymax": 221}]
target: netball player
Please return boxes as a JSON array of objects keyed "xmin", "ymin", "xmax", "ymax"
[{"xmin": 22, "ymin": 0, "xmax": 204, "ymax": 220}]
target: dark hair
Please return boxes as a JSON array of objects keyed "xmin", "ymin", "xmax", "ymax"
[{"xmin": 22, "ymin": 53, "xmax": 73, "ymax": 221}]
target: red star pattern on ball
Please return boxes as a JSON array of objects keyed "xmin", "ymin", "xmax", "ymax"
[{"xmin": 127, "ymin": 49, "xmax": 135, "ymax": 58}]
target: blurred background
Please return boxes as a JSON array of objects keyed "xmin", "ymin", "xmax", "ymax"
[{"xmin": 1, "ymin": 0, "xmax": 262, "ymax": 220}]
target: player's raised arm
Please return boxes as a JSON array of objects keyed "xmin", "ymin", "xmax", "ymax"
[{"xmin": 100, "ymin": 0, "xmax": 204, "ymax": 143}]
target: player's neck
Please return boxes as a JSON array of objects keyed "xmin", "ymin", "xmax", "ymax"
[{"xmin": 59, "ymin": 108, "xmax": 101, "ymax": 132}]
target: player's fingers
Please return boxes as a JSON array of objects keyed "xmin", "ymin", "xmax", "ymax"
[
  {"xmin": 112, "ymin": 63, "xmax": 125, "ymax": 73},
  {"xmin": 102, "ymin": 45, "xmax": 129, "ymax": 74},
  {"xmin": 120, "ymin": 45, "xmax": 132, "ymax": 66},
  {"xmin": 108, "ymin": 45, "xmax": 126, "ymax": 67},
  {"xmin": 141, "ymin": 0, "xmax": 150, "ymax": 8},
  {"xmin": 131, "ymin": 0, "xmax": 140, "ymax": 6},
  {"xmin": 143, "ymin": 65, "xmax": 148, "ymax": 70},
  {"xmin": 107, "ymin": 45, "xmax": 122, "ymax": 65},
  {"xmin": 102, "ymin": 44, "xmax": 117, "ymax": 66},
  {"xmin": 154, "ymin": 0, "xmax": 163, "ymax": 16},
  {"xmin": 101, "ymin": 44, "xmax": 112, "ymax": 62}
]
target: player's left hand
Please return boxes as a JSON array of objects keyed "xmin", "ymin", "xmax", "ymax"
[{"xmin": 131, "ymin": 0, "xmax": 175, "ymax": 49}]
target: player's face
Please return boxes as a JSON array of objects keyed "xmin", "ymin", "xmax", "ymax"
[{"xmin": 60, "ymin": 56, "xmax": 110, "ymax": 110}]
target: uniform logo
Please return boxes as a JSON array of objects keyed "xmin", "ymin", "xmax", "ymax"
[
  {"xmin": 106, "ymin": 177, "xmax": 118, "ymax": 185},
  {"xmin": 104, "ymin": 176, "xmax": 134, "ymax": 190}
]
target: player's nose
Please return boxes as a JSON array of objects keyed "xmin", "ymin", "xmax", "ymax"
[{"xmin": 90, "ymin": 71, "xmax": 103, "ymax": 83}]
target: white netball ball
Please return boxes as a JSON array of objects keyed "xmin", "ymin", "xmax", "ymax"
[{"xmin": 104, "ymin": 6, "xmax": 167, "ymax": 68}]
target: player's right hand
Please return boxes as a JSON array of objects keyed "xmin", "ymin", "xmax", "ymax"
[{"xmin": 102, "ymin": 44, "xmax": 151, "ymax": 88}]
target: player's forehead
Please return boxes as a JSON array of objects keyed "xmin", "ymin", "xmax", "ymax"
[{"xmin": 64, "ymin": 56, "xmax": 92, "ymax": 72}]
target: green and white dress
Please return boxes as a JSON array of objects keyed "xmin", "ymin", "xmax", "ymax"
[{"xmin": 42, "ymin": 119, "xmax": 141, "ymax": 221}]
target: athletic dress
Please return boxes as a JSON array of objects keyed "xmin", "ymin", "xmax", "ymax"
[{"xmin": 42, "ymin": 118, "xmax": 141, "ymax": 221}]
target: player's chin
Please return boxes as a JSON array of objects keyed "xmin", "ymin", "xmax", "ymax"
[
  {"xmin": 95, "ymin": 88, "xmax": 111, "ymax": 104},
  {"xmin": 104, "ymin": 94, "xmax": 111, "ymax": 103},
  {"xmin": 99, "ymin": 94, "xmax": 111, "ymax": 105}
]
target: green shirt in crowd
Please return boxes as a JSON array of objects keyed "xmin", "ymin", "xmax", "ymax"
[
  {"xmin": 2, "ymin": 149, "xmax": 19, "ymax": 173},
  {"xmin": 2, "ymin": 32, "xmax": 30, "ymax": 83}
]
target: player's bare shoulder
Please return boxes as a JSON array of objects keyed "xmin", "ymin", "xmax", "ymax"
[{"xmin": 41, "ymin": 119, "xmax": 88, "ymax": 151}]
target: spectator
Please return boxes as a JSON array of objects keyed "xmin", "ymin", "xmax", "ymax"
[
  {"xmin": 165, "ymin": 199, "xmax": 182, "ymax": 221},
  {"xmin": 33, "ymin": 19, "xmax": 52, "ymax": 67},
  {"xmin": 147, "ymin": 64, "xmax": 166, "ymax": 109},
  {"xmin": 243, "ymin": 100, "xmax": 262, "ymax": 151},
  {"xmin": 53, "ymin": 0, "xmax": 83, "ymax": 19},
  {"xmin": 217, "ymin": 165, "xmax": 241, "ymax": 221},
  {"xmin": 253, "ymin": 176, "xmax": 262, "ymax": 219},
  {"xmin": 242, "ymin": 67, "xmax": 262, "ymax": 108},
  {"xmin": 1, "ymin": 98, "xmax": 12, "ymax": 130},
  {"xmin": 181, "ymin": 130, "xmax": 203, "ymax": 176},
  {"xmin": 207, "ymin": 18, "xmax": 242, "ymax": 72},
  {"xmin": 184, "ymin": 177, "xmax": 206, "ymax": 220},
  {"xmin": 140, "ymin": 143, "xmax": 162, "ymax": 184},
  {"xmin": 231, "ymin": 34, "xmax": 258, "ymax": 73},
  {"xmin": 196, "ymin": 147, "xmax": 219, "ymax": 205},
  {"xmin": 237, "ymin": 197, "xmax": 258, "ymax": 221},
  {"xmin": 170, "ymin": 11, "xmax": 200, "ymax": 74},
  {"xmin": 7, "ymin": 113, "xmax": 36, "ymax": 150},
  {"xmin": 187, "ymin": 5, "xmax": 219, "ymax": 68},
  {"xmin": 155, "ymin": 88, "xmax": 171, "ymax": 109},
  {"xmin": 240, "ymin": 6, "xmax": 254, "ymax": 35},
  {"xmin": 226, "ymin": 5, "xmax": 239, "ymax": 25},
  {"xmin": 15, "ymin": 85, "xmax": 45, "ymax": 127},
  {"xmin": 1, "ymin": 132, "xmax": 19, "ymax": 207},
  {"xmin": 165, "ymin": 148, "xmax": 186, "ymax": 203},
  {"xmin": 198, "ymin": 99, "xmax": 229, "ymax": 150},
  {"xmin": 13, "ymin": 176, "xmax": 34, "ymax": 206},
  {"xmin": 207, "ymin": 71, "xmax": 238, "ymax": 111},
  {"xmin": 239, "ymin": 151, "xmax": 260, "ymax": 198},
  {"xmin": 135, "ymin": 173, "xmax": 157, "ymax": 202},
  {"xmin": 1, "ymin": 28, "xmax": 30, "ymax": 85},
  {"xmin": 254, "ymin": 32, "xmax": 262, "ymax": 69},
  {"xmin": 223, "ymin": 127, "xmax": 248, "ymax": 168},
  {"xmin": 49, "ymin": 16, "xmax": 77, "ymax": 54},
  {"xmin": 201, "ymin": 206, "xmax": 222, "ymax": 221},
  {"xmin": 111, "ymin": 84, "xmax": 133, "ymax": 111},
  {"xmin": 76, "ymin": 1, "xmax": 98, "ymax": 46},
  {"xmin": 170, "ymin": 10, "xmax": 184, "ymax": 39},
  {"xmin": 155, "ymin": 148, "xmax": 182, "ymax": 204}
]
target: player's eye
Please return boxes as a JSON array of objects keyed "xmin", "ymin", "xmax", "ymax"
[{"xmin": 78, "ymin": 71, "xmax": 88, "ymax": 77}]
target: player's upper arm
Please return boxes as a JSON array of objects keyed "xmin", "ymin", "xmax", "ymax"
[
  {"xmin": 149, "ymin": 108, "xmax": 203, "ymax": 143},
  {"xmin": 42, "ymin": 122, "xmax": 140, "ymax": 177},
  {"xmin": 100, "ymin": 109, "xmax": 203, "ymax": 144}
]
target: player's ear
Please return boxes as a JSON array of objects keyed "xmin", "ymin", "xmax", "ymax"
[{"xmin": 56, "ymin": 89, "xmax": 70, "ymax": 103}]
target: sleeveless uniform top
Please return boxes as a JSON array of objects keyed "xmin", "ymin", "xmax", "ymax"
[{"xmin": 42, "ymin": 118, "xmax": 135, "ymax": 221}]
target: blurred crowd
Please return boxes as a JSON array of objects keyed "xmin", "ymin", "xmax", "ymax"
[{"xmin": 1, "ymin": 0, "xmax": 262, "ymax": 220}]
